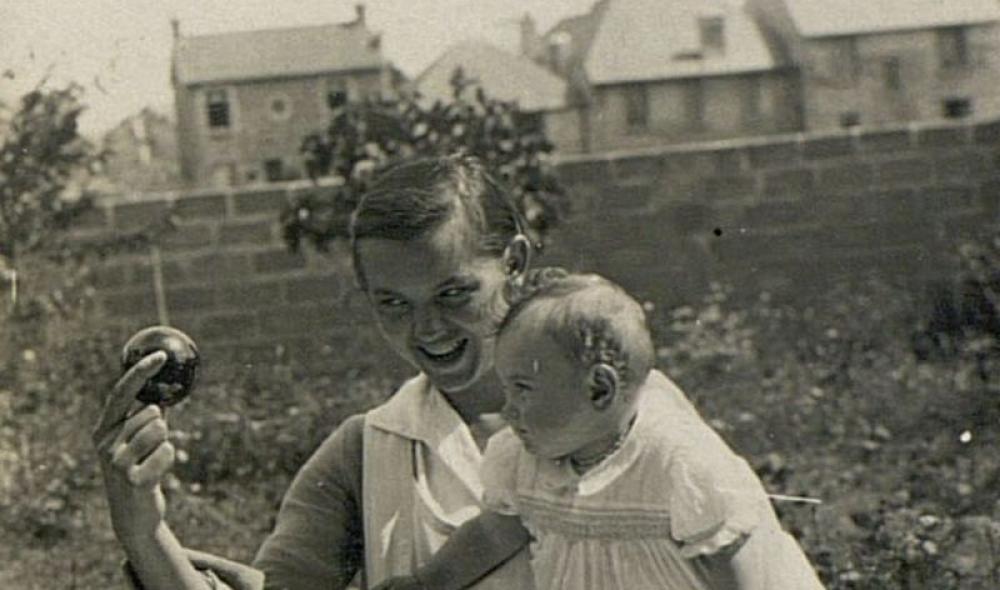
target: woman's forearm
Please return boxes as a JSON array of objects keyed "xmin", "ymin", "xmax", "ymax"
[{"xmin": 122, "ymin": 522, "xmax": 216, "ymax": 590}]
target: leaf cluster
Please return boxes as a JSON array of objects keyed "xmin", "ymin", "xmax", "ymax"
[{"xmin": 282, "ymin": 68, "xmax": 568, "ymax": 252}]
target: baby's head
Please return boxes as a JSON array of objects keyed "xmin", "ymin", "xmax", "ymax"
[{"xmin": 495, "ymin": 269, "xmax": 654, "ymax": 461}]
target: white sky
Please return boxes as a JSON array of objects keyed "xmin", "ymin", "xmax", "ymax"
[{"xmin": 0, "ymin": 0, "xmax": 596, "ymax": 138}]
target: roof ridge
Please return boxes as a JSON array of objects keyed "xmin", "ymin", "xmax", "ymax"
[{"xmin": 180, "ymin": 20, "xmax": 362, "ymax": 42}]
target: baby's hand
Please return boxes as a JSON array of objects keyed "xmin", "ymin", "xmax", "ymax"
[{"xmin": 371, "ymin": 575, "xmax": 428, "ymax": 590}]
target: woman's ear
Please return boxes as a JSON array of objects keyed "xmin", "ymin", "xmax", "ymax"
[
  {"xmin": 587, "ymin": 363, "xmax": 620, "ymax": 411},
  {"xmin": 502, "ymin": 234, "xmax": 532, "ymax": 281}
]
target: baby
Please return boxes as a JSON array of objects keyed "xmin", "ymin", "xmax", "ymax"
[{"xmin": 378, "ymin": 270, "xmax": 825, "ymax": 589}]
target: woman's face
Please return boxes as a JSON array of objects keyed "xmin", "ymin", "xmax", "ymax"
[{"xmin": 356, "ymin": 216, "xmax": 509, "ymax": 394}]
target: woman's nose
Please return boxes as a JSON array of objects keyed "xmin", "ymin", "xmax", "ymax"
[{"xmin": 413, "ymin": 305, "xmax": 447, "ymax": 341}]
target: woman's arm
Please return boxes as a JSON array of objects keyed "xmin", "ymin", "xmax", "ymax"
[
  {"xmin": 93, "ymin": 352, "xmax": 215, "ymax": 590},
  {"xmin": 252, "ymin": 414, "xmax": 367, "ymax": 590}
]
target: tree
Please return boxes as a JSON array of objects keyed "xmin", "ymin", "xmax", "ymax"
[
  {"xmin": 281, "ymin": 68, "xmax": 568, "ymax": 252},
  {"xmin": 0, "ymin": 82, "xmax": 102, "ymax": 267}
]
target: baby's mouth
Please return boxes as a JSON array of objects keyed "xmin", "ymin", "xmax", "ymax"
[{"xmin": 418, "ymin": 338, "xmax": 468, "ymax": 364}]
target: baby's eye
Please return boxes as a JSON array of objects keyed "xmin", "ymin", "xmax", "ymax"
[{"xmin": 512, "ymin": 381, "xmax": 533, "ymax": 394}]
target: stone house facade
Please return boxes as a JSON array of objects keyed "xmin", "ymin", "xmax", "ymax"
[
  {"xmin": 171, "ymin": 7, "xmax": 393, "ymax": 188},
  {"xmin": 524, "ymin": 0, "xmax": 801, "ymax": 153},
  {"xmin": 747, "ymin": 0, "xmax": 1000, "ymax": 130}
]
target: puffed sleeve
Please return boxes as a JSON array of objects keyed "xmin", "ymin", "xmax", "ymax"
[
  {"xmin": 668, "ymin": 445, "xmax": 770, "ymax": 559},
  {"xmin": 252, "ymin": 414, "xmax": 366, "ymax": 589},
  {"xmin": 479, "ymin": 427, "xmax": 523, "ymax": 516}
]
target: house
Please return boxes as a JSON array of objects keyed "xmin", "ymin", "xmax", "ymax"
[
  {"xmin": 747, "ymin": 0, "xmax": 1000, "ymax": 129},
  {"xmin": 415, "ymin": 41, "xmax": 582, "ymax": 151},
  {"xmin": 101, "ymin": 108, "xmax": 181, "ymax": 192},
  {"xmin": 527, "ymin": 0, "xmax": 801, "ymax": 152},
  {"xmin": 171, "ymin": 6, "xmax": 395, "ymax": 188}
]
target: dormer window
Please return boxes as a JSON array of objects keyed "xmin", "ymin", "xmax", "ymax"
[{"xmin": 699, "ymin": 16, "xmax": 725, "ymax": 53}]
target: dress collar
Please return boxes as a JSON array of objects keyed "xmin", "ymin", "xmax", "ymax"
[{"xmin": 536, "ymin": 370, "xmax": 697, "ymax": 496}]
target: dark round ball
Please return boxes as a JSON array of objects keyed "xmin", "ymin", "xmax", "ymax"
[{"xmin": 121, "ymin": 326, "xmax": 200, "ymax": 407}]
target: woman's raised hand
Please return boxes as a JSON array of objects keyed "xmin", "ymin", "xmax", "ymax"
[{"xmin": 92, "ymin": 351, "xmax": 175, "ymax": 541}]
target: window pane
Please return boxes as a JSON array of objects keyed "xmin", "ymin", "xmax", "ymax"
[
  {"xmin": 624, "ymin": 86, "xmax": 648, "ymax": 131},
  {"xmin": 938, "ymin": 28, "xmax": 969, "ymax": 68},
  {"xmin": 206, "ymin": 90, "xmax": 230, "ymax": 128},
  {"xmin": 264, "ymin": 159, "xmax": 284, "ymax": 182},
  {"xmin": 883, "ymin": 58, "xmax": 902, "ymax": 90}
]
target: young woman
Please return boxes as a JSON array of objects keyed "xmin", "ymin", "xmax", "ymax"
[{"xmin": 92, "ymin": 156, "xmax": 538, "ymax": 589}]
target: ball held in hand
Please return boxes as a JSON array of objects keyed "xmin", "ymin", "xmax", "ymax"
[{"xmin": 121, "ymin": 326, "xmax": 200, "ymax": 406}]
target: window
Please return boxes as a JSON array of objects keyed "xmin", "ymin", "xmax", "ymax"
[
  {"xmin": 826, "ymin": 38, "xmax": 861, "ymax": 82},
  {"xmin": 624, "ymin": 85, "xmax": 649, "ymax": 132},
  {"xmin": 938, "ymin": 28, "xmax": 969, "ymax": 69},
  {"xmin": 209, "ymin": 163, "xmax": 235, "ymax": 187},
  {"xmin": 741, "ymin": 78, "xmax": 762, "ymax": 125},
  {"xmin": 206, "ymin": 89, "xmax": 230, "ymax": 128},
  {"xmin": 839, "ymin": 112, "xmax": 861, "ymax": 128},
  {"xmin": 883, "ymin": 57, "xmax": 902, "ymax": 91},
  {"xmin": 264, "ymin": 159, "xmax": 284, "ymax": 182},
  {"xmin": 327, "ymin": 81, "xmax": 348, "ymax": 110},
  {"xmin": 699, "ymin": 16, "xmax": 725, "ymax": 52},
  {"xmin": 682, "ymin": 79, "xmax": 705, "ymax": 129},
  {"xmin": 269, "ymin": 96, "xmax": 292, "ymax": 121},
  {"xmin": 943, "ymin": 98, "xmax": 972, "ymax": 119}
]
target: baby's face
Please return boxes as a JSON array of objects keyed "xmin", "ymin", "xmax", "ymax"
[{"xmin": 495, "ymin": 313, "xmax": 613, "ymax": 461}]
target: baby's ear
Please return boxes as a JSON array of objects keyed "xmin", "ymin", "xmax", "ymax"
[{"xmin": 587, "ymin": 363, "xmax": 620, "ymax": 411}]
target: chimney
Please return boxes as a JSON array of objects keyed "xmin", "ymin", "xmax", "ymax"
[
  {"xmin": 520, "ymin": 13, "xmax": 541, "ymax": 59},
  {"xmin": 171, "ymin": 18, "xmax": 180, "ymax": 40},
  {"xmin": 355, "ymin": 4, "xmax": 366, "ymax": 26}
]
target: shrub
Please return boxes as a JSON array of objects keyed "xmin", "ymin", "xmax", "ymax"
[{"xmin": 281, "ymin": 68, "xmax": 568, "ymax": 254}]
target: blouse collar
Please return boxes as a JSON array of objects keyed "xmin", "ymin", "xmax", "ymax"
[{"xmin": 366, "ymin": 373, "xmax": 487, "ymax": 499}]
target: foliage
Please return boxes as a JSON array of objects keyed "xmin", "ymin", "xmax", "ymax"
[
  {"xmin": 5, "ymin": 229, "xmax": 1000, "ymax": 587},
  {"xmin": 0, "ymin": 82, "xmax": 103, "ymax": 265},
  {"xmin": 281, "ymin": 68, "xmax": 568, "ymax": 253},
  {"xmin": 652, "ymin": 274, "xmax": 1000, "ymax": 589}
]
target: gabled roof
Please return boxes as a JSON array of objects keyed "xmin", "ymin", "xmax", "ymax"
[
  {"xmin": 584, "ymin": 0, "xmax": 779, "ymax": 85},
  {"xmin": 173, "ymin": 22, "xmax": 383, "ymax": 86},
  {"xmin": 415, "ymin": 41, "xmax": 567, "ymax": 112},
  {"xmin": 784, "ymin": 0, "xmax": 1000, "ymax": 38}
]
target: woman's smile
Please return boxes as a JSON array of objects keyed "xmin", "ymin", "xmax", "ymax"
[{"xmin": 417, "ymin": 338, "xmax": 469, "ymax": 366}]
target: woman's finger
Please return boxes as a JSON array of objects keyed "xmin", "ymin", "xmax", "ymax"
[
  {"xmin": 127, "ymin": 441, "xmax": 176, "ymax": 487},
  {"xmin": 113, "ymin": 405, "xmax": 162, "ymax": 446},
  {"xmin": 93, "ymin": 351, "xmax": 167, "ymax": 444},
  {"xmin": 110, "ymin": 417, "xmax": 169, "ymax": 471}
]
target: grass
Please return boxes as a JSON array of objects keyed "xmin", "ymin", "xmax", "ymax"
[{"xmin": 2, "ymin": 266, "xmax": 999, "ymax": 589}]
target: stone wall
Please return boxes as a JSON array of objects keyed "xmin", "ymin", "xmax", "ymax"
[{"xmin": 79, "ymin": 116, "xmax": 1000, "ymax": 369}]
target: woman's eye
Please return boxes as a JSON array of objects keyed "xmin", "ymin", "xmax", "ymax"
[
  {"xmin": 438, "ymin": 287, "xmax": 472, "ymax": 304},
  {"xmin": 377, "ymin": 298, "xmax": 408, "ymax": 312}
]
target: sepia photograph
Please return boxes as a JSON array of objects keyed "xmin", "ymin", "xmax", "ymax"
[{"xmin": 2, "ymin": 0, "xmax": 999, "ymax": 588}]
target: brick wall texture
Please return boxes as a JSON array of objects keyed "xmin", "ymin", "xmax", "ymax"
[{"xmin": 81, "ymin": 117, "xmax": 1000, "ymax": 372}]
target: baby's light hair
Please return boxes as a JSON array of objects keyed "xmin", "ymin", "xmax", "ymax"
[{"xmin": 500, "ymin": 268, "xmax": 655, "ymax": 391}]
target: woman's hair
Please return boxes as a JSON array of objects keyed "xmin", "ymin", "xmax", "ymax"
[
  {"xmin": 349, "ymin": 155, "xmax": 528, "ymax": 287},
  {"xmin": 500, "ymin": 268, "xmax": 655, "ymax": 391}
]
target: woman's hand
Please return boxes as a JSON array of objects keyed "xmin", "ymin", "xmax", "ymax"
[{"xmin": 92, "ymin": 351, "xmax": 175, "ymax": 542}]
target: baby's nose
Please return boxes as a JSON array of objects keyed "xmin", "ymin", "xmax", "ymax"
[{"xmin": 501, "ymin": 400, "xmax": 520, "ymax": 424}]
